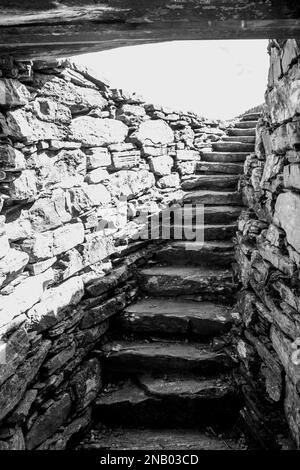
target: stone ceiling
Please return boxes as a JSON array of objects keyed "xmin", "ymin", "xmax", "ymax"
[{"xmin": 0, "ymin": 1, "xmax": 300, "ymax": 59}]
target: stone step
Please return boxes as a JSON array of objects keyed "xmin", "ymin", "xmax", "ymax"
[
  {"xmin": 234, "ymin": 121, "xmax": 257, "ymax": 129},
  {"xmin": 183, "ymin": 190, "xmax": 242, "ymax": 205},
  {"xmin": 173, "ymin": 205, "xmax": 242, "ymax": 224},
  {"xmin": 117, "ymin": 298, "xmax": 233, "ymax": 337},
  {"xmin": 241, "ymin": 113, "xmax": 261, "ymax": 121},
  {"xmin": 92, "ymin": 375, "xmax": 239, "ymax": 427},
  {"xmin": 212, "ymin": 141, "xmax": 254, "ymax": 153},
  {"xmin": 227, "ymin": 128, "xmax": 256, "ymax": 136},
  {"xmin": 201, "ymin": 152, "xmax": 249, "ymax": 163},
  {"xmin": 169, "ymin": 223, "xmax": 236, "ymax": 241},
  {"xmin": 138, "ymin": 265, "xmax": 235, "ymax": 298},
  {"xmin": 223, "ymin": 136, "xmax": 255, "ymax": 144},
  {"xmin": 182, "ymin": 174, "xmax": 239, "ymax": 191},
  {"xmin": 78, "ymin": 427, "xmax": 242, "ymax": 450},
  {"xmin": 103, "ymin": 340, "xmax": 234, "ymax": 375},
  {"xmin": 156, "ymin": 241, "xmax": 235, "ymax": 267},
  {"xmin": 196, "ymin": 161, "xmax": 244, "ymax": 175}
]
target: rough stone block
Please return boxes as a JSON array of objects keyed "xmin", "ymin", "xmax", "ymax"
[
  {"xmin": 274, "ymin": 191, "xmax": 300, "ymax": 253},
  {"xmin": 70, "ymin": 116, "xmax": 128, "ymax": 147},
  {"xmin": 0, "ymin": 79, "xmax": 30, "ymax": 107},
  {"xmin": 130, "ymin": 120, "xmax": 174, "ymax": 146},
  {"xmin": 149, "ymin": 155, "xmax": 173, "ymax": 176}
]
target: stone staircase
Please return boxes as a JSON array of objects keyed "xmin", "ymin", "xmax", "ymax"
[{"xmin": 78, "ymin": 112, "xmax": 260, "ymax": 450}]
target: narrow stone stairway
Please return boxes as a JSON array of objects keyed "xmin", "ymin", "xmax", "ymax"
[{"xmin": 78, "ymin": 112, "xmax": 260, "ymax": 450}]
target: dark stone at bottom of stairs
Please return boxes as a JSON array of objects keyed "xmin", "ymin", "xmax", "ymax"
[
  {"xmin": 116, "ymin": 298, "xmax": 233, "ymax": 337},
  {"xmin": 92, "ymin": 374, "xmax": 241, "ymax": 427},
  {"xmin": 77, "ymin": 427, "xmax": 247, "ymax": 450}
]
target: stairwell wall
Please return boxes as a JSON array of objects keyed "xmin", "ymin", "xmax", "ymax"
[
  {"xmin": 234, "ymin": 39, "xmax": 300, "ymax": 448},
  {"xmin": 0, "ymin": 56, "xmax": 228, "ymax": 449}
]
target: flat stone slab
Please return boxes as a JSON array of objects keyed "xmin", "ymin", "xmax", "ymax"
[
  {"xmin": 169, "ymin": 223, "xmax": 236, "ymax": 241},
  {"xmin": 234, "ymin": 121, "xmax": 258, "ymax": 129},
  {"xmin": 212, "ymin": 141, "xmax": 254, "ymax": 152},
  {"xmin": 103, "ymin": 340, "xmax": 234, "ymax": 374},
  {"xmin": 78, "ymin": 427, "xmax": 242, "ymax": 450},
  {"xmin": 241, "ymin": 113, "xmax": 261, "ymax": 121},
  {"xmin": 196, "ymin": 161, "xmax": 244, "ymax": 174},
  {"xmin": 138, "ymin": 374, "xmax": 234, "ymax": 399},
  {"xmin": 201, "ymin": 152, "xmax": 249, "ymax": 163},
  {"xmin": 172, "ymin": 204, "xmax": 242, "ymax": 224},
  {"xmin": 182, "ymin": 174, "xmax": 239, "ymax": 190},
  {"xmin": 156, "ymin": 240, "xmax": 234, "ymax": 267},
  {"xmin": 183, "ymin": 190, "xmax": 242, "ymax": 205},
  {"xmin": 227, "ymin": 128, "xmax": 256, "ymax": 136},
  {"xmin": 118, "ymin": 298, "xmax": 232, "ymax": 336},
  {"xmin": 138, "ymin": 265, "xmax": 235, "ymax": 297},
  {"xmin": 223, "ymin": 136, "xmax": 256, "ymax": 143}
]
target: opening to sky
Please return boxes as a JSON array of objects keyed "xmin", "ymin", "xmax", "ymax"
[{"xmin": 74, "ymin": 40, "xmax": 269, "ymax": 121}]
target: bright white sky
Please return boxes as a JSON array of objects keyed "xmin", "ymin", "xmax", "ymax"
[{"xmin": 74, "ymin": 40, "xmax": 269, "ymax": 120}]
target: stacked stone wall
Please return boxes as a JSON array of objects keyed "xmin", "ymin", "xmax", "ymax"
[
  {"xmin": 0, "ymin": 56, "xmax": 228, "ymax": 449},
  {"xmin": 235, "ymin": 39, "xmax": 300, "ymax": 449}
]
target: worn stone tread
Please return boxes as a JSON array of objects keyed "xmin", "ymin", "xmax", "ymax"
[
  {"xmin": 79, "ymin": 427, "xmax": 241, "ymax": 450},
  {"xmin": 223, "ymin": 136, "xmax": 256, "ymax": 143},
  {"xmin": 196, "ymin": 161, "xmax": 244, "ymax": 174},
  {"xmin": 233, "ymin": 121, "xmax": 258, "ymax": 129},
  {"xmin": 170, "ymin": 205, "xmax": 241, "ymax": 224},
  {"xmin": 169, "ymin": 223, "xmax": 236, "ymax": 241},
  {"xmin": 139, "ymin": 265, "xmax": 234, "ymax": 295},
  {"xmin": 118, "ymin": 298, "xmax": 232, "ymax": 336},
  {"xmin": 212, "ymin": 141, "xmax": 254, "ymax": 152},
  {"xmin": 227, "ymin": 128, "xmax": 256, "ymax": 136},
  {"xmin": 241, "ymin": 113, "xmax": 261, "ymax": 121},
  {"xmin": 183, "ymin": 189, "xmax": 242, "ymax": 205},
  {"xmin": 182, "ymin": 174, "xmax": 239, "ymax": 190},
  {"xmin": 201, "ymin": 152, "xmax": 249, "ymax": 163},
  {"xmin": 156, "ymin": 240, "xmax": 234, "ymax": 267},
  {"xmin": 103, "ymin": 340, "xmax": 233, "ymax": 374}
]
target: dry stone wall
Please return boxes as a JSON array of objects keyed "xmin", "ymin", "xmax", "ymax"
[
  {"xmin": 0, "ymin": 56, "xmax": 227, "ymax": 449},
  {"xmin": 235, "ymin": 39, "xmax": 300, "ymax": 449}
]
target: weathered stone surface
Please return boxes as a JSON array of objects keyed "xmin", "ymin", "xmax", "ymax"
[
  {"xmin": 0, "ymin": 427, "xmax": 25, "ymax": 450},
  {"xmin": 0, "ymin": 79, "xmax": 30, "ymax": 107},
  {"xmin": 157, "ymin": 173, "xmax": 180, "ymax": 189},
  {"xmin": 27, "ymin": 276, "xmax": 84, "ymax": 332},
  {"xmin": 176, "ymin": 150, "xmax": 200, "ymax": 161},
  {"xmin": 26, "ymin": 393, "xmax": 71, "ymax": 450},
  {"xmin": 7, "ymin": 389, "xmax": 38, "ymax": 424},
  {"xmin": 80, "ymin": 233, "xmax": 114, "ymax": 267},
  {"xmin": 0, "ymin": 328, "xmax": 30, "ymax": 387},
  {"xmin": 0, "ymin": 268, "xmax": 53, "ymax": 331},
  {"xmin": 111, "ymin": 150, "xmax": 141, "ymax": 170},
  {"xmin": 0, "ymin": 340, "xmax": 51, "ymax": 422},
  {"xmin": 80, "ymin": 293, "xmax": 126, "ymax": 329},
  {"xmin": 5, "ymin": 170, "xmax": 37, "ymax": 200},
  {"xmin": 86, "ymin": 147, "xmax": 112, "ymax": 169},
  {"xmin": 149, "ymin": 155, "xmax": 173, "ymax": 176},
  {"xmin": 107, "ymin": 169, "xmax": 155, "ymax": 199},
  {"xmin": 21, "ymin": 222, "xmax": 85, "ymax": 261},
  {"xmin": 0, "ymin": 216, "xmax": 9, "ymax": 260},
  {"xmin": 70, "ymin": 116, "xmax": 128, "ymax": 147},
  {"xmin": 0, "ymin": 144, "xmax": 25, "ymax": 170},
  {"xmin": 274, "ymin": 192, "xmax": 300, "ymax": 254},
  {"xmin": 130, "ymin": 120, "xmax": 173, "ymax": 146},
  {"xmin": 42, "ymin": 342, "xmax": 76, "ymax": 374},
  {"xmin": 283, "ymin": 163, "xmax": 300, "ymax": 191},
  {"xmin": 37, "ymin": 409, "xmax": 91, "ymax": 450},
  {"xmin": 85, "ymin": 168, "xmax": 109, "ymax": 184},
  {"xmin": 0, "ymin": 108, "xmax": 67, "ymax": 142},
  {"xmin": 34, "ymin": 74, "xmax": 107, "ymax": 113},
  {"xmin": 70, "ymin": 359, "xmax": 102, "ymax": 411},
  {"xmin": 0, "ymin": 248, "xmax": 29, "ymax": 288}
]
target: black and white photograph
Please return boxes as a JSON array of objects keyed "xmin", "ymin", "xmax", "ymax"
[{"xmin": 0, "ymin": 0, "xmax": 300, "ymax": 458}]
